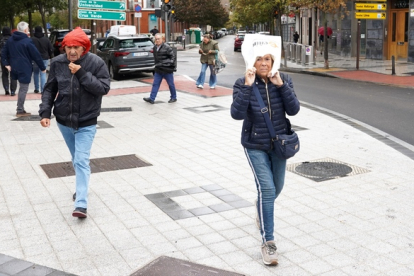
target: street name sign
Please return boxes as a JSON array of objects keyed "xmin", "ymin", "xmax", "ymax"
[
  {"xmin": 78, "ymin": 0, "xmax": 126, "ymax": 10},
  {"xmin": 78, "ymin": 10, "xmax": 126, "ymax": 20},
  {"xmin": 355, "ymin": 3, "xmax": 386, "ymax": 10},
  {"xmin": 355, "ymin": 12, "xmax": 386, "ymax": 19}
]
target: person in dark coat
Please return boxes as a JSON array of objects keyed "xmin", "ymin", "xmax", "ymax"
[
  {"xmin": 1, "ymin": 21, "xmax": 46, "ymax": 117},
  {"xmin": 32, "ymin": 26, "xmax": 53, "ymax": 93},
  {"xmin": 293, "ymin": 31, "xmax": 299, "ymax": 43},
  {"xmin": 231, "ymin": 53, "xmax": 300, "ymax": 266},
  {"xmin": 143, "ymin": 33, "xmax": 177, "ymax": 104},
  {"xmin": 0, "ymin": 26, "xmax": 17, "ymax": 95},
  {"xmin": 150, "ymin": 26, "xmax": 159, "ymax": 36},
  {"xmin": 39, "ymin": 27, "xmax": 110, "ymax": 218}
]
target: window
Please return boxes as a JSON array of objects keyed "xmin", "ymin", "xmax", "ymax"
[{"xmin": 146, "ymin": 0, "xmax": 159, "ymax": 8}]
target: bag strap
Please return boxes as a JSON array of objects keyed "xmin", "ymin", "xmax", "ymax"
[{"xmin": 252, "ymin": 84, "xmax": 278, "ymax": 141}]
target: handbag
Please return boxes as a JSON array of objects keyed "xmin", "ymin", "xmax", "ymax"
[{"xmin": 252, "ymin": 84, "xmax": 300, "ymax": 159}]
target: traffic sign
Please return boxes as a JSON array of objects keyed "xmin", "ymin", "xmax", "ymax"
[
  {"xmin": 355, "ymin": 3, "xmax": 386, "ymax": 10},
  {"xmin": 355, "ymin": 12, "xmax": 386, "ymax": 19},
  {"xmin": 78, "ymin": 10, "xmax": 126, "ymax": 20},
  {"xmin": 135, "ymin": 4, "xmax": 141, "ymax": 12},
  {"xmin": 78, "ymin": 0, "xmax": 126, "ymax": 11}
]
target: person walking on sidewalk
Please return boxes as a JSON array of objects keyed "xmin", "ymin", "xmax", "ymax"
[
  {"xmin": 195, "ymin": 34, "xmax": 219, "ymax": 89},
  {"xmin": 2, "ymin": 22, "xmax": 46, "ymax": 117},
  {"xmin": 143, "ymin": 33, "xmax": 177, "ymax": 104},
  {"xmin": 230, "ymin": 54, "xmax": 300, "ymax": 266},
  {"xmin": 293, "ymin": 31, "xmax": 299, "ymax": 43},
  {"xmin": 31, "ymin": 26, "xmax": 53, "ymax": 93},
  {"xmin": 150, "ymin": 26, "xmax": 159, "ymax": 36},
  {"xmin": 0, "ymin": 26, "xmax": 17, "ymax": 96},
  {"xmin": 39, "ymin": 27, "xmax": 110, "ymax": 218}
]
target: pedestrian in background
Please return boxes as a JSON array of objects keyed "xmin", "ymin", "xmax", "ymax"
[
  {"xmin": 1, "ymin": 21, "xmax": 46, "ymax": 117},
  {"xmin": 32, "ymin": 26, "xmax": 53, "ymax": 93},
  {"xmin": 230, "ymin": 54, "xmax": 300, "ymax": 265},
  {"xmin": 39, "ymin": 27, "xmax": 110, "ymax": 218},
  {"xmin": 143, "ymin": 33, "xmax": 177, "ymax": 104},
  {"xmin": 293, "ymin": 31, "xmax": 299, "ymax": 43},
  {"xmin": 195, "ymin": 34, "xmax": 219, "ymax": 89},
  {"xmin": 319, "ymin": 34, "xmax": 324, "ymax": 54},
  {"xmin": 0, "ymin": 26, "xmax": 17, "ymax": 96},
  {"xmin": 150, "ymin": 26, "xmax": 159, "ymax": 36}
]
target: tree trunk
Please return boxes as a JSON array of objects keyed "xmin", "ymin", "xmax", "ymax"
[{"xmin": 28, "ymin": 11, "xmax": 33, "ymax": 37}]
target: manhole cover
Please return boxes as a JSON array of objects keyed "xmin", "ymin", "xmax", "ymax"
[
  {"xmin": 184, "ymin": 105, "xmax": 227, "ymax": 113},
  {"xmin": 296, "ymin": 162, "xmax": 352, "ymax": 178},
  {"xmin": 130, "ymin": 256, "xmax": 244, "ymax": 276},
  {"xmin": 101, "ymin": 107, "xmax": 132, "ymax": 112},
  {"xmin": 287, "ymin": 158, "xmax": 370, "ymax": 182},
  {"xmin": 41, "ymin": 154, "xmax": 151, "ymax": 178}
]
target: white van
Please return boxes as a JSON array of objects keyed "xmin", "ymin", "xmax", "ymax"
[
  {"xmin": 221, "ymin": 28, "xmax": 228, "ymax": 35},
  {"xmin": 108, "ymin": 25, "xmax": 136, "ymax": 37}
]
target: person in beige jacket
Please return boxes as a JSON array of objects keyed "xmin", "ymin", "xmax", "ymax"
[{"xmin": 195, "ymin": 34, "xmax": 219, "ymax": 89}]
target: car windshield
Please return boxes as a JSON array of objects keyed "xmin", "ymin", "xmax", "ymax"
[
  {"xmin": 238, "ymin": 35, "xmax": 245, "ymax": 39},
  {"xmin": 119, "ymin": 38, "xmax": 153, "ymax": 49}
]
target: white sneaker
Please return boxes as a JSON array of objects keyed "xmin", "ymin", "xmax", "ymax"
[
  {"xmin": 197, "ymin": 84, "xmax": 204, "ymax": 89},
  {"xmin": 261, "ymin": 241, "xmax": 278, "ymax": 266}
]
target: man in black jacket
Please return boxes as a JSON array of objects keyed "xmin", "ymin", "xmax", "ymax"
[
  {"xmin": 32, "ymin": 26, "xmax": 53, "ymax": 93},
  {"xmin": 0, "ymin": 26, "xmax": 17, "ymax": 95},
  {"xmin": 39, "ymin": 27, "xmax": 110, "ymax": 218},
  {"xmin": 143, "ymin": 33, "xmax": 177, "ymax": 104}
]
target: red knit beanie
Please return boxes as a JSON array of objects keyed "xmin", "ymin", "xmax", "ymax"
[{"xmin": 62, "ymin": 27, "xmax": 91, "ymax": 55}]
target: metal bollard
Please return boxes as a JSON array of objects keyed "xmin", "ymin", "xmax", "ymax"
[
  {"xmin": 296, "ymin": 44, "xmax": 302, "ymax": 64},
  {"xmin": 292, "ymin": 44, "xmax": 296, "ymax": 62},
  {"xmin": 301, "ymin": 46, "xmax": 306, "ymax": 66}
]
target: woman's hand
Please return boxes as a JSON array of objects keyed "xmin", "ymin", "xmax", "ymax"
[
  {"xmin": 268, "ymin": 71, "xmax": 284, "ymax": 87},
  {"xmin": 244, "ymin": 68, "xmax": 256, "ymax": 86}
]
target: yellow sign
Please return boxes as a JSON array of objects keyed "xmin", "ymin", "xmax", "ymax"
[
  {"xmin": 355, "ymin": 3, "xmax": 386, "ymax": 10},
  {"xmin": 355, "ymin": 12, "xmax": 386, "ymax": 19},
  {"xmin": 355, "ymin": 0, "xmax": 386, "ymax": 2}
]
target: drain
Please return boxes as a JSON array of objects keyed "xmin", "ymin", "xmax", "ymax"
[
  {"xmin": 101, "ymin": 107, "xmax": 132, "ymax": 112},
  {"xmin": 287, "ymin": 158, "xmax": 370, "ymax": 182},
  {"xmin": 296, "ymin": 162, "xmax": 352, "ymax": 178}
]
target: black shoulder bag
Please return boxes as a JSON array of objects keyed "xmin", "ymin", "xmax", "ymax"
[{"xmin": 252, "ymin": 84, "xmax": 300, "ymax": 159}]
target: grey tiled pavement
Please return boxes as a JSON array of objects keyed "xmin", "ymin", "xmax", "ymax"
[{"xmin": 1, "ymin": 66, "xmax": 414, "ymax": 275}]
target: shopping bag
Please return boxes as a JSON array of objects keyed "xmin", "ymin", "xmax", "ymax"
[{"xmin": 214, "ymin": 51, "xmax": 227, "ymax": 74}]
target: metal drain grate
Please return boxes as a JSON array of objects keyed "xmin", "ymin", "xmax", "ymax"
[
  {"xmin": 97, "ymin": 121, "xmax": 114, "ymax": 129},
  {"xmin": 101, "ymin": 107, "xmax": 132, "ymax": 112},
  {"xmin": 130, "ymin": 256, "xmax": 244, "ymax": 276},
  {"xmin": 41, "ymin": 154, "xmax": 151, "ymax": 178},
  {"xmin": 13, "ymin": 115, "xmax": 54, "ymax": 121},
  {"xmin": 287, "ymin": 158, "xmax": 370, "ymax": 182},
  {"xmin": 184, "ymin": 105, "xmax": 227, "ymax": 113}
]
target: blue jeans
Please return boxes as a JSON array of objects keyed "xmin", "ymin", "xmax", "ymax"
[
  {"xmin": 57, "ymin": 123, "xmax": 96, "ymax": 209},
  {"xmin": 149, "ymin": 71, "xmax": 176, "ymax": 101},
  {"xmin": 33, "ymin": 60, "xmax": 49, "ymax": 92},
  {"xmin": 245, "ymin": 148, "xmax": 286, "ymax": 244},
  {"xmin": 196, "ymin": 63, "xmax": 217, "ymax": 87}
]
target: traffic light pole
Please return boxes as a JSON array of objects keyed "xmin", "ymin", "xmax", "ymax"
[{"xmin": 165, "ymin": 11, "xmax": 169, "ymax": 42}]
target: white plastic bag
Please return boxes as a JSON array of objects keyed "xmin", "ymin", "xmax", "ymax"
[
  {"xmin": 241, "ymin": 34, "xmax": 281, "ymax": 75},
  {"xmin": 214, "ymin": 51, "xmax": 227, "ymax": 74}
]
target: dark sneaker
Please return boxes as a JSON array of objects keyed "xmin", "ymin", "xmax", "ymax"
[
  {"xmin": 261, "ymin": 241, "xmax": 278, "ymax": 266},
  {"xmin": 16, "ymin": 111, "xmax": 31, "ymax": 117},
  {"xmin": 168, "ymin": 98, "xmax": 177, "ymax": 103},
  {"xmin": 143, "ymin": 97, "xmax": 154, "ymax": 104},
  {"xmin": 34, "ymin": 90, "xmax": 40, "ymax": 93},
  {"xmin": 5, "ymin": 91, "xmax": 10, "ymax": 95},
  {"xmin": 73, "ymin": 193, "xmax": 76, "ymax": 202},
  {"xmin": 10, "ymin": 92, "xmax": 15, "ymax": 96},
  {"xmin": 72, "ymin": 207, "xmax": 87, "ymax": 218}
]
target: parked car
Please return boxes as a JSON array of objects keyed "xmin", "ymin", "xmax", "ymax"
[
  {"xmin": 234, "ymin": 34, "xmax": 245, "ymax": 52},
  {"xmin": 216, "ymin": 30, "xmax": 225, "ymax": 38},
  {"xmin": 95, "ymin": 37, "xmax": 106, "ymax": 48},
  {"xmin": 220, "ymin": 28, "xmax": 228, "ymax": 35},
  {"xmin": 49, "ymin": 29, "xmax": 91, "ymax": 57},
  {"xmin": 97, "ymin": 34, "xmax": 155, "ymax": 80}
]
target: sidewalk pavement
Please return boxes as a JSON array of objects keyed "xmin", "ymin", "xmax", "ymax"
[{"xmin": 1, "ymin": 54, "xmax": 414, "ymax": 276}]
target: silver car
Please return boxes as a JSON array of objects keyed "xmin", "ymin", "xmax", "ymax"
[{"xmin": 97, "ymin": 35, "xmax": 155, "ymax": 80}]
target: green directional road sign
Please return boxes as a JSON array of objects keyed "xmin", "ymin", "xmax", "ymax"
[
  {"xmin": 78, "ymin": 10, "xmax": 126, "ymax": 21},
  {"xmin": 78, "ymin": 0, "xmax": 126, "ymax": 11}
]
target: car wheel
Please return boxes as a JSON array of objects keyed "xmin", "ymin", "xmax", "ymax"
[{"xmin": 109, "ymin": 63, "xmax": 120, "ymax": 80}]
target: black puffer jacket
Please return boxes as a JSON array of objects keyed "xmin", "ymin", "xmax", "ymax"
[
  {"xmin": 39, "ymin": 52, "xmax": 110, "ymax": 129},
  {"xmin": 153, "ymin": 43, "xmax": 176, "ymax": 74},
  {"xmin": 231, "ymin": 73, "xmax": 300, "ymax": 151}
]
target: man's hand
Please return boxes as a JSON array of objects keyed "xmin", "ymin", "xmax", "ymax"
[
  {"xmin": 5, "ymin": 65, "xmax": 11, "ymax": 71},
  {"xmin": 198, "ymin": 49, "xmax": 203, "ymax": 54},
  {"xmin": 69, "ymin": 62, "xmax": 81, "ymax": 74},
  {"xmin": 40, "ymin": 118, "xmax": 51, "ymax": 128}
]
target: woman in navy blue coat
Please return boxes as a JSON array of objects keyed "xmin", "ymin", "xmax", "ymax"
[{"xmin": 231, "ymin": 54, "xmax": 300, "ymax": 266}]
